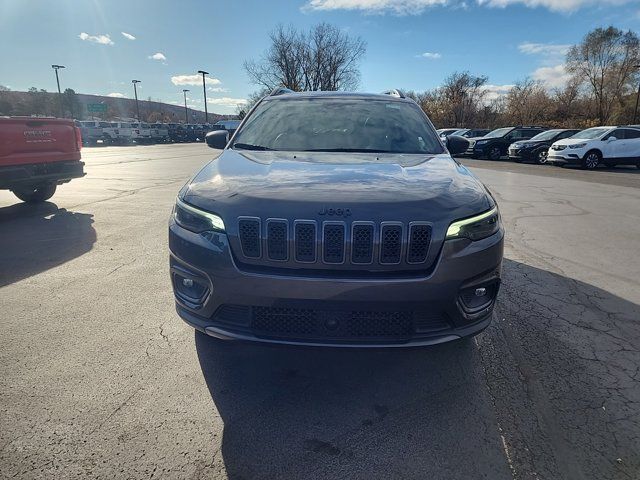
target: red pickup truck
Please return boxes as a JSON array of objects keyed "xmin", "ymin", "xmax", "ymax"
[{"xmin": 0, "ymin": 117, "xmax": 85, "ymax": 202}]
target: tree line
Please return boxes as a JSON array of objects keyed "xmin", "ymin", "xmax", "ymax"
[{"xmin": 242, "ymin": 25, "xmax": 640, "ymax": 128}]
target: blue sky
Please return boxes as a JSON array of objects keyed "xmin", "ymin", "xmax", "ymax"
[{"xmin": 1, "ymin": 0, "xmax": 639, "ymax": 113}]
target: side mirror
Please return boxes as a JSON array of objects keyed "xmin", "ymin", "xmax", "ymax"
[
  {"xmin": 606, "ymin": 136, "xmax": 617, "ymax": 142},
  {"xmin": 446, "ymin": 135, "xmax": 470, "ymax": 156},
  {"xmin": 205, "ymin": 130, "xmax": 229, "ymax": 149}
]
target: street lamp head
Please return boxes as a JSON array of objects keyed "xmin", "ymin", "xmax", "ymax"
[
  {"xmin": 183, "ymin": 89, "xmax": 190, "ymax": 93},
  {"xmin": 51, "ymin": 65, "xmax": 65, "ymax": 70},
  {"xmin": 132, "ymin": 79, "xmax": 141, "ymax": 84},
  {"xmin": 197, "ymin": 70, "xmax": 209, "ymax": 75}
]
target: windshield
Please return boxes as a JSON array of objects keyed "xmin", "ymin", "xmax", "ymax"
[
  {"xmin": 232, "ymin": 98, "xmax": 443, "ymax": 154},
  {"xmin": 452, "ymin": 129, "xmax": 469, "ymax": 136},
  {"xmin": 529, "ymin": 129, "xmax": 562, "ymax": 141},
  {"xmin": 484, "ymin": 127, "xmax": 513, "ymax": 138},
  {"xmin": 570, "ymin": 127, "xmax": 609, "ymax": 139}
]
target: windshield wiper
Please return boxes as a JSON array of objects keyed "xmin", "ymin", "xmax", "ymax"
[
  {"xmin": 301, "ymin": 148, "xmax": 394, "ymax": 153},
  {"xmin": 233, "ymin": 143, "xmax": 272, "ymax": 151}
]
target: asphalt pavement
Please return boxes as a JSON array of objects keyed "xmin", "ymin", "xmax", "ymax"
[{"xmin": 1, "ymin": 144, "xmax": 639, "ymax": 479}]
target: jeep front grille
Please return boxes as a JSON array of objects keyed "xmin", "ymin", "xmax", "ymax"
[
  {"xmin": 238, "ymin": 218, "xmax": 261, "ymax": 258},
  {"xmin": 266, "ymin": 219, "xmax": 288, "ymax": 261},
  {"xmin": 294, "ymin": 222, "xmax": 316, "ymax": 262},
  {"xmin": 236, "ymin": 218, "xmax": 432, "ymax": 268}
]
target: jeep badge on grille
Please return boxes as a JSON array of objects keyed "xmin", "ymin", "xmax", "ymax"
[{"xmin": 318, "ymin": 207, "xmax": 352, "ymax": 217}]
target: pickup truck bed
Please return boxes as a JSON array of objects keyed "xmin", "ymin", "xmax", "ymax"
[{"xmin": 0, "ymin": 117, "xmax": 85, "ymax": 202}]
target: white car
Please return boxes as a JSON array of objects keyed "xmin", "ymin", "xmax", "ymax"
[
  {"xmin": 150, "ymin": 123, "xmax": 169, "ymax": 143},
  {"xmin": 131, "ymin": 122, "xmax": 152, "ymax": 143},
  {"xmin": 110, "ymin": 122, "xmax": 135, "ymax": 144},
  {"xmin": 548, "ymin": 126, "xmax": 640, "ymax": 170}
]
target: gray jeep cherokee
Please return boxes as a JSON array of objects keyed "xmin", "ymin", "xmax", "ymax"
[{"xmin": 169, "ymin": 89, "xmax": 504, "ymax": 347}]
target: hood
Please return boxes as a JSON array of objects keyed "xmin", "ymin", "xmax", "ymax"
[
  {"xmin": 512, "ymin": 139, "xmax": 545, "ymax": 147},
  {"xmin": 183, "ymin": 149, "xmax": 492, "ymax": 224},
  {"xmin": 553, "ymin": 137, "xmax": 594, "ymax": 147}
]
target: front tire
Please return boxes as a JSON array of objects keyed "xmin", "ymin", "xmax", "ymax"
[
  {"xmin": 488, "ymin": 146, "xmax": 502, "ymax": 161},
  {"xmin": 582, "ymin": 150, "xmax": 601, "ymax": 170},
  {"xmin": 12, "ymin": 183, "xmax": 57, "ymax": 203},
  {"xmin": 536, "ymin": 149, "xmax": 548, "ymax": 165}
]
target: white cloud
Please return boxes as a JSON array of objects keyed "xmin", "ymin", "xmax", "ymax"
[
  {"xmin": 532, "ymin": 64, "xmax": 572, "ymax": 89},
  {"xmin": 208, "ymin": 87, "xmax": 229, "ymax": 93},
  {"xmin": 476, "ymin": 0, "xmax": 629, "ymax": 11},
  {"xmin": 481, "ymin": 84, "xmax": 515, "ymax": 102},
  {"xmin": 171, "ymin": 74, "xmax": 221, "ymax": 86},
  {"xmin": 78, "ymin": 32, "xmax": 114, "ymax": 45},
  {"xmin": 207, "ymin": 97, "xmax": 248, "ymax": 106},
  {"xmin": 305, "ymin": 0, "xmax": 629, "ymax": 13},
  {"xmin": 149, "ymin": 52, "xmax": 167, "ymax": 61},
  {"xmin": 121, "ymin": 32, "xmax": 136, "ymax": 40},
  {"xmin": 305, "ymin": 0, "xmax": 448, "ymax": 14},
  {"xmin": 106, "ymin": 92, "xmax": 126, "ymax": 98},
  {"xmin": 417, "ymin": 52, "xmax": 441, "ymax": 59},
  {"xmin": 518, "ymin": 42, "xmax": 571, "ymax": 56}
]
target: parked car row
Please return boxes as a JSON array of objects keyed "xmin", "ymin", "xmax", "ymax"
[
  {"xmin": 438, "ymin": 125, "xmax": 640, "ymax": 169},
  {"xmin": 74, "ymin": 120, "xmax": 241, "ymax": 146}
]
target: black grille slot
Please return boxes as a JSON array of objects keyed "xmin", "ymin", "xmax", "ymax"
[
  {"xmin": 267, "ymin": 220, "xmax": 288, "ymax": 261},
  {"xmin": 250, "ymin": 306, "xmax": 415, "ymax": 342},
  {"xmin": 323, "ymin": 223, "xmax": 345, "ymax": 264},
  {"xmin": 407, "ymin": 224, "xmax": 431, "ymax": 263},
  {"xmin": 380, "ymin": 224, "xmax": 402, "ymax": 264},
  {"xmin": 351, "ymin": 224, "xmax": 374, "ymax": 264},
  {"xmin": 348, "ymin": 311, "xmax": 412, "ymax": 337},
  {"xmin": 252, "ymin": 307, "xmax": 317, "ymax": 335},
  {"xmin": 295, "ymin": 222, "xmax": 316, "ymax": 262},
  {"xmin": 238, "ymin": 218, "xmax": 261, "ymax": 258}
]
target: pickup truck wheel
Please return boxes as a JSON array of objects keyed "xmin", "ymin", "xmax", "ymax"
[{"xmin": 13, "ymin": 183, "xmax": 57, "ymax": 203}]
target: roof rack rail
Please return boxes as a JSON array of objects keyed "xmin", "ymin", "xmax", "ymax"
[
  {"xmin": 270, "ymin": 87, "xmax": 295, "ymax": 96},
  {"xmin": 381, "ymin": 89, "xmax": 405, "ymax": 99}
]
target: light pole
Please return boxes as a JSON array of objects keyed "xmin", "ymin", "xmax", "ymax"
[
  {"xmin": 182, "ymin": 89, "xmax": 190, "ymax": 123},
  {"xmin": 197, "ymin": 70, "xmax": 209, "ymax": 123},
  {"xmin": 633, "ymin": 65, "xmax": 640, "ymax": 125},
  {"xmin": 132, "ymin": 80, "xmax": 141, "ymax": 121},
  {"xmin": 52, "ymin": 65, "xmax": 65, "ymax": 117}
]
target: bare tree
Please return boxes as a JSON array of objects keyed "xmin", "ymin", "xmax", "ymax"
[
  {"xmin": 302, "ymin": 23, "xmax": 366, "ymax": 91},
  {"xmin": 504, "ymin": 79, "xmax": 552, "ymax": 125},
  {"xmin": 244, "ymin": 23, "xmax": 366, "ymax": 92},
  {"xmin": 566, "ymin": 26, "xmax": 640, "ymax": 124},
  {"xmin": 438, "ymin": 72, "xmax": 488, "ymax": 127}
]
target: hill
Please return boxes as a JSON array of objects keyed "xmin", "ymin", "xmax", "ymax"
[{"xmin": 0, "ymin": 89, "xmax": 234, "ymax": 123}]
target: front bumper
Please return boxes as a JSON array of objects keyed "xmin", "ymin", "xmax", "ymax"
[
  {"xmin": 169, "ymin": 220, "xmax": 504, "ymax": 347},
  {"xmin": 508, "ymin": 147, "xmax": 535, "ymax": 161},
  {"xmin": 0, "ymin": 160, "xmax": 85, "ymax": 189},
  {"xmin": 547, "ymin": 150, "xmax": 583, "ymax": 165}
]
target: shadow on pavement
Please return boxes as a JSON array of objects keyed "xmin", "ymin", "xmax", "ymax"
[
  {"xmin": 195, "ymin": 258, "xmax": 640, "ymax": 479},
  {"xmin": 0, "ymin": 201, "xmax": 96, "ymax": 287},
  {"xmin": 196, "ymin": 327, "xmax": 510, "ymax": 477}
]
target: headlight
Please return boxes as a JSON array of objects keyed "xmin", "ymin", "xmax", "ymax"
[
  {"xmin": 174, "ymin": 197, "xmax": 225, "ymax": 233},
  {"xmin": 446, "ymin": 206, "xmax": 500, "ymax": 241},
  {"xmin": 568, "ymin": 143, "xmax": 586, "ymax": 149},
  {"xmin": 519, "ymin": 143, "xmax": 533, "ymax": 149},
  {"xmin": 476, "ymin": 140, "xmax": 488, "ymax": 145}
]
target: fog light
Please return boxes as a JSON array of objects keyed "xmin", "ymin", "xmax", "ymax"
[
  {"xmin": 459, "ymin": 282, "xmax": 499, "ymax": 313},
  {"xmin": 171, "ymin": 268, "xmax": 210, "ymax": 309}
]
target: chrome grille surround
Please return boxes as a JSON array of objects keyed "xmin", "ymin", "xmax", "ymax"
[{"xmin": 236, "ymin": 217, "xmax": 433, "ymax": 268}]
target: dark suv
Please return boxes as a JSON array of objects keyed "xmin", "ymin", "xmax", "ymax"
[
  {"xmin": 469, "ymin": 126, "xmax": 547, "ymax": 160},
  {"xmin": 508, "ymin": 129, "xmax": 581, "ymax": 164},
  {"xmin": 169, "ymin": 89, "xmax": 504, "ymax": 347}
]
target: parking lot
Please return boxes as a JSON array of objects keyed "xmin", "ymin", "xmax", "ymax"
[{"xmin": 1, "ymin": 144, "xmax": 639, "ymax": 479}]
